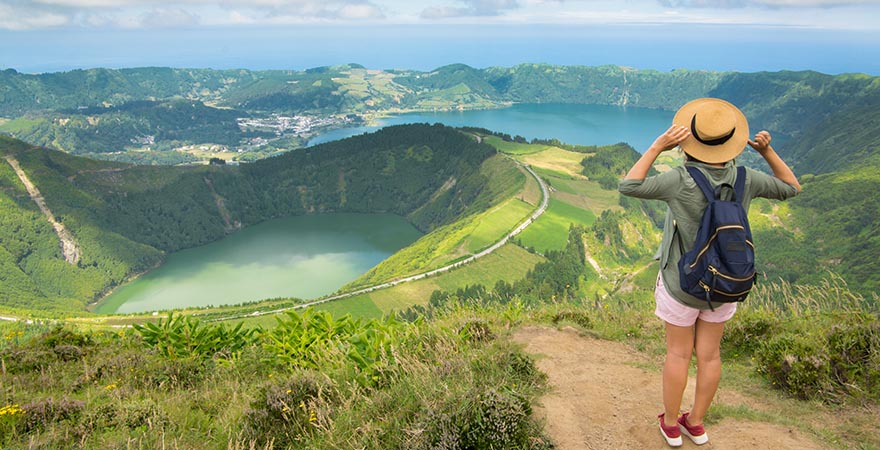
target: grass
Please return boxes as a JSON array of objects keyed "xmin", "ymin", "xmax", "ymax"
[
  {"xmin": 545, "ymin": 176, "xmax": 622, "ymax": 215},
  {"xmin": 0, "ymin": 304, "xmax": 550, "ymax": 449},
  {"xmin": 0, "ymin": 117, "xmax": 44, "ymax": 133},
  {"xmin": 518, "ymin": 198, "xmax": 597, "ymax": 253},
  {"xmin": 314, "ymin": 296, "xmax": 384, "ymax": 319},
  {"xmin": 349, "ymin": 156, "xmax": 535, "ymax": 289},
  {"xmin": 482, "ymin": 136, "xmax": 555, "ymax": 155},
  {"xmin": 330, "ymin": 244, "xmax": 544, "ymax": 316},
  {"xmin": 464, "ymin": 198, "xmax": 534, "ymax": 252},
  {"xmin": 516, "ymin": 165, "xmax": 543, "ymax": 206},
  {"xmin": 517, "ymin": 147, "xmax": 588, "ymax": 179}
]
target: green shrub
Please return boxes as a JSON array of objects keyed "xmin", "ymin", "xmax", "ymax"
[
  {"xmin": 548, "ymin": 309, "xmax": 593, "ymax": 329},
  {"xmin": 133, "ymin": 312, "xmax": 259, "ymax": 360},
  {"xmin": 458, "ymin": 319, "xmax": 495, "ymax": 343},
  {"xmin": 0, "ymin": 347, "xmax": 55, "ymax": 373},
  {"xmin": 826, "ymin": 316, "xmax": 880, "ymax": 400},
  {"xmin": 722, "ymin": 308, "xmax": 779, "ymax": 358},
  {"xmin": 38, "ymin": 325, "xmax": 94, "ymax": 349},
  {"xmin": 0, "ymin": 325, "xmax": 98, "ymax": 374},
  {"xmin": 116, "ymin": 398, "xmax": 167, "ymax": 430},
  {"xmin": 242, "ymin": 372, "xmax": 333, "ymax": 447},
  {"xmin": 20, "ymin": 397, "xmax": 85, "ymax": 433},
  {"xmin": 755, "ymin": 332, "xmax": 832, "ymax": 400},
  {"xmin": 421, "ymin": 388, "xmax": 549, "ymax": 450}
]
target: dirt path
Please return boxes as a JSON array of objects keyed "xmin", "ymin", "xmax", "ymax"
[
  {"xmin": 512, "ymin": 326, "xmax": 822, "ymax": 450},
  {"xmin": 5, "ymin": 155, "xmax": 81, "ymax": 264}
]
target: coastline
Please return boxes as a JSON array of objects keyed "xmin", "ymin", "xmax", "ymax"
[{"xmin": 87, "ymin": 257, "xmax": 166, "ymax": 314}]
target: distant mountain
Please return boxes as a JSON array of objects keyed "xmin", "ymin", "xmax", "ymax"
[
  {"xmin": 3, "ymin": 64, "xmax": 880, "ymax": 302},
  {"xmin": 2, "ymin": 64, "xmax": 879, "ymax": 173}
]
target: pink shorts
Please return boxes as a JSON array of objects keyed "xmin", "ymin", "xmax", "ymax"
[{"xmin": 654, "ymin": 274, "xmax": 737, "ymax": 327}]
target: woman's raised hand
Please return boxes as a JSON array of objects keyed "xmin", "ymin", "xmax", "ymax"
[{"xmin": 650, "ymin": 125, "xmax": 690, "ymax": 153}]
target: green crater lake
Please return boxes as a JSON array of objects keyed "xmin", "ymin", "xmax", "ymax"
[{"xmin": 94, "ymin": 214, "xmax": 422, "ymax": 314}]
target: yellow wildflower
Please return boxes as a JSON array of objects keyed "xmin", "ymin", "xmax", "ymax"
[
  {"xmin": 0, "ymin": 404, "xmax": 23, "ymax": 417},
  {"xmin": 104, "ymin": 383, "xmax": 117, "ymax": 391}
]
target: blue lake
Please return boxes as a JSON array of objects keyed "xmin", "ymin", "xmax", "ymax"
[{"xmin": 310, "ymin": 103, "xmax": 674, "ymax": 152}]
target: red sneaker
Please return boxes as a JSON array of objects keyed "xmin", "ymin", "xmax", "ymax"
[
  {"xmin": 678, "ymin": 412, "xmax": 709, "ymax": 445},
  {"xmin": 658, "ymin": 413, "xmax": 682, "ymax": 447}
]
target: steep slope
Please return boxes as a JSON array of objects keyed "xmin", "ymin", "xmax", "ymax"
[{"xmin": 0, "ymin": 124, "xmax": 499, "ymax": 313}]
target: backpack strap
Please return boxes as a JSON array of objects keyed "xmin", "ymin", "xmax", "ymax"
[
  {"xmin": 685, "ymin": 166, "xmax": 715, "ymax": 202},
  {"xmin": 685, "ymin": 165, "xmax": 747, "ymax": 204},
  {"xmin": 734, "ymin": 166, "xmax": 746, "ymax": 204}
]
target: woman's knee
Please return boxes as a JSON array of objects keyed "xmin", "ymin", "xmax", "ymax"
[{"xmin": 694, "ymin": 344, "xmax": 721, "ymax": 366}]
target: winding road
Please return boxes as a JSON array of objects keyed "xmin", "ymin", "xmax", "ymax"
[{"xmin": 215, "ymin": 159, "xmax": 550, "ymax": 321}]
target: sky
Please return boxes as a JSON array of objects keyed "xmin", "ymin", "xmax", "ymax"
[{"xmin": 1, "ymin": 0, "xmax": 879, "ymax": 74}]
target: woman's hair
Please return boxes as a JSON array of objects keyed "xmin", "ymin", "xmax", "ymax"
[
  {"xmin": 685, "ymin": 153, "xmax": 734, "ymax": 165},
  {"xmin": 684, "ymin": 153, "xmax": 706, "ymax": 164}
]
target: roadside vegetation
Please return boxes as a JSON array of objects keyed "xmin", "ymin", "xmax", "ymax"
[{"xmin": 2, "ymin": 219, "xmax": 877, "ymax": 448}]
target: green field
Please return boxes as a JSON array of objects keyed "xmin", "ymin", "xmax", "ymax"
[
  {"xmin": 348, "ymin": 155, "xmax": 537, "ymax": 289},
  {"xmin": 482, "ymin": 136, "xmax": 555, "ymax": 155},
  {"xmin": 545, "ymin": 176, "xmax": 622, "ymax": 215},
  {"xmin": 464, "ymin": 197, "xmax": 535, "ymax": 252},
  {"xmin": 316, "ymin": 243, "xmax": 545, "ymax": 317},
  {"xmin": 0, "ymin": 117, "xmax": 45, "ymax": 133},
  {"xmin": 518, "ymin": 198, "xmax": 597, "ymax": 252},
  {"xmin": 517, "ymin": 147, "xmax": 589, "ymax": 178}
]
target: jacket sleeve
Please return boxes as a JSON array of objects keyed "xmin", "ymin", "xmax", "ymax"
[
  {"xmin": 746, "ymin": 167, "xmax": 799, "ymax": 201},
  {"xmin": 618, "ymin": 169, "xmax": 681, "ymax": 201}
]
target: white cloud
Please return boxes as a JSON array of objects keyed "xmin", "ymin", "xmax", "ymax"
[
  {"xmin": 1, "ymin": 0, "xmax": 879, "ymax": 30},
  {"xmin": 421, "ymin": 0, "xmax": 519, "ymax": 18},
  {"xmin": 336, "ymin": 3, "xmax": 383, "ymax": 19},
  {"xmin": 658, "ymin": 0, "xmax": 880, "ymax": 7},
  {"xmin": 0, "ymin": 0, "xmax": 387, "ymax": 29},
  {"xmin": 0, "ymin": 3, "xmax": 69, "ymax": 29},
  {"xmin": 138, "ymin": 7, "xmax": 199, "ymax": 27}
]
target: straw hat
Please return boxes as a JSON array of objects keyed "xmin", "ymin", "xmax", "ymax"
[{"xmin": 673, "ymin": 98, "xmax": 749, "ymax": 164}]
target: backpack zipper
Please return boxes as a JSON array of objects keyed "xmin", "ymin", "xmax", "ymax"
[
  {"xmin": 689, "ymin": 225, "xmax": 754, "ymax": 269},
  {"xmin": 698, "ymin": 280, "xmax": 752, "ymax": 297},
  {"xmin": 708, "ymin": 265, "xmax": 756, "ymax": 282}
]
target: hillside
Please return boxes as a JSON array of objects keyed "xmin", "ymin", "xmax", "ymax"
[
  {"xmin": 1, "ymin": 114, "xmax": 878, "ymax": 449},
  {"xmin": 0, "ymin": 124, "xmax": 501, "ymax": 313},
  {"xmin": 3, "ymin": 65, "xmax": 880, "ymax": 171}
]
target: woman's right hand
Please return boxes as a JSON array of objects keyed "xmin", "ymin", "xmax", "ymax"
[{"xmin": 649, "ymin": 125, "xmax": 690, "ymax": 154}]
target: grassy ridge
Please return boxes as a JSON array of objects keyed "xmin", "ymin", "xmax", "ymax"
[
  {"xmin": 345, "ymin": 154, "xmax": 531, "ymax": 289},
  {"xmin": 0, "ymin": 308, "xmax": 551, "ymax": 449},
  {"xmin": 2, "ymin": 122, "xmax": 879, "ymax": 449},
  {"xmin": 0, "ymin": 125, "xmax": 500, "ymax": 314},
  {"xmin": 325, "ymin": 244, "xmax": 545, "ymax": 318},
  {"xmin": 517, "ymin": 199, "xmax": 596, "ymax": 253}
]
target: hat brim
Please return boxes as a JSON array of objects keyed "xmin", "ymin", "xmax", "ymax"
[{"xmin": 673, "ymin": 98, "xmax": 749, "ymax": 164}]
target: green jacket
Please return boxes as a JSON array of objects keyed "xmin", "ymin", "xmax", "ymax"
[{"xmin": 619, "ymin": 160, "xmax": 799, "ymax": 309}]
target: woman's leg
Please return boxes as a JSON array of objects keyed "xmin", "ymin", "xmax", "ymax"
[
  {"xmin": 689, "ymin": 319, "xmax": 725, "ymax": 425},
  {"xmin": 663, "ymin": 322, "xmax": 694, "ymax": 426}
]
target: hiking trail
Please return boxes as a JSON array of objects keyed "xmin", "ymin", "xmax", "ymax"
[{"xmin": 512, "ymin": 326, "xmax": 823, "ymax": 450}]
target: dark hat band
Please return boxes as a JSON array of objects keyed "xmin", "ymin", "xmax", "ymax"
[{"xmin": 691, "ymin": 114, "xmax": 736, "ymax": 146}]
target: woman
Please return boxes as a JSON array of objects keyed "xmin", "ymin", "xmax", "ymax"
[{"xmin": 618, "ymin": 98, "xmax": 800, "ymax": 447}]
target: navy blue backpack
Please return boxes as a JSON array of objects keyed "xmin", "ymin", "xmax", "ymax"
[{"xmin": 678, "ymin": 166, "xmax": 756, "ymax": 310}]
